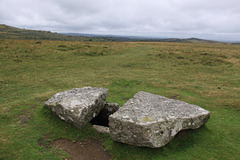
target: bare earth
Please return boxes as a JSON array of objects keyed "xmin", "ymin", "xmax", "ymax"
[{"xmin": 51, "ymin": 139, "xmax": 112, "ymax": 160}]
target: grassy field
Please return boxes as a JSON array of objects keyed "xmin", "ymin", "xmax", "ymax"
[{"xmin": 0, "ymin": 39, "xmax": 240, "ymax": 160}]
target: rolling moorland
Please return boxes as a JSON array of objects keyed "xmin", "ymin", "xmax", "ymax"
[
  {"xmin": 1, "ymin": 24, "xmax": 238, "ymax": 43},
  {"xmin": 0, "ymin": 27, "xmax": 240, "ymax": 159},
  {"xmin": 0, "ymin": 24, "xmax": 106, "ymax": 41}
]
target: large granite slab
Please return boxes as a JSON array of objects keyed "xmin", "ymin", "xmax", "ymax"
[
  {"xmin": 109, "ymin": 91, "xmax": 210, "ymax": 148},
  {"xmin": 45, "ymin": 87, "xmax": 108, "ymax": 129}
]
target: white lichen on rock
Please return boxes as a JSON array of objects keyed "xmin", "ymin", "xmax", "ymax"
[
  {"xmin": 45, "ymin": 87, "xmax": 108, "ymax": 129},
  {"xmin": 109, "ymin": 91, "xmax": 210, "ymax": 148}
]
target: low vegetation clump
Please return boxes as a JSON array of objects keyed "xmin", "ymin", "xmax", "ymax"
[{"xmin": 0, "ymin": 39, "xmax": 240, "ymax": 159}]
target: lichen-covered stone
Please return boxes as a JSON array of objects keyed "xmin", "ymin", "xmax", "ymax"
[
  {"xmin": 109, "ymin": 91, "xmax": 210, "ymax": 148},
  {"xmin": 45, "ymin": 87, "xmax": 108, "ymax": 129}
]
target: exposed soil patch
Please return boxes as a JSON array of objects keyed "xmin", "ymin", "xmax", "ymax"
[
  {"xmin": 18, "ymin": 98, "xmax": 48, "ymax": 125},
  {"xmin": 38, "ymin": 134, "xmax": 52, "ymax": 148},
  {"xmin": 18, "ymin": 110, "xmax": 33, "ymax": 125},
  {"xmin": 51, "ymin": 139, "xmax": 112, "ymax": 160}
]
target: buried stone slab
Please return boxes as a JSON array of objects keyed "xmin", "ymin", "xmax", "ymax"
[
  {"xmin": 45, "ymin": 87, "xmax": 108, "ymax": 129},
  {"xmin": 109, "ymin": 91, "xmax": 210, "ymax": 148},
  {"xmin": 92, "ymin": 125, "xmax": 110, "ymax": 134}
]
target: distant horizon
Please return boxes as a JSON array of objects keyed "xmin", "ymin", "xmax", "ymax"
[
  {"xmin": 2, "ymin": 23, "xmax": 240, "ymax": 42},
  {"xmin": 27, "ymin": 25, "xmax": 240, "ymax": 42},
  {"xmin": 59, "ymin": 31, "xmax": 239, "ymax": 42},
  {"xmin": 18, "ymin": 25, "xmax": 240, "ymax": 42}
]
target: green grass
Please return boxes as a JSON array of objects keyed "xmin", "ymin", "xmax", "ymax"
[{"xmin": 1, "ymin": 39, "xmax": 240, "ymax": 159}]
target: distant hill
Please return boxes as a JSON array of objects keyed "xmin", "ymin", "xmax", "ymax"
[
  {"xmin": 60, "ymin": 33, "xmax": 228, "ymax": 44},
  {"xmin": 0, "ymin": 24, "xmax": 104, "ymax": 41},
  {"xmin": 0, "ymin": 24, "xmax": 232, "ymax": 44},
  {"xmin": 156, "ymin": 37, "xmax": 226, "ymax": 44}
]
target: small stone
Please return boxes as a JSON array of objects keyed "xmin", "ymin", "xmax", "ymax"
[{"xmin": 92, "ymin": 125, "xmax": 110, "ymax": 134}]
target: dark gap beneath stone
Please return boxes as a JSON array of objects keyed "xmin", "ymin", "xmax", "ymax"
[
  {"xmin": 90, "ymin": 103, "xmax": 120, "ymax": 127},
  {"xmin": 90, "ymin": 114, "xmax": 109, "ymax": 127}
]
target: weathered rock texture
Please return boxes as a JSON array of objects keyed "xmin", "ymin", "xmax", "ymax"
[
  {"xmin": 91, "ymin": 103, "xmax": 120, "ymax": 127},
  {"xmin": 45, "ymin": 87, "xmax": 108, "ymax": 129},
  {"xmin": 109, "ymin": 91, "xmax": 210, "ymax": 148},
  {"xmin": 92, "ymin": 125, "xmax": 110, "ymax": 134}
]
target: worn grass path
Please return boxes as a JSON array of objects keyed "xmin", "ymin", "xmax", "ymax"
[{"xmin": 0, "ymin": 39, "xmax": 240, "ymax": 159}]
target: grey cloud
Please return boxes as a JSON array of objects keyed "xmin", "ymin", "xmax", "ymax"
[{"xmin": 0, "ymin": 0, "xmax": 240, "ymax": 41}]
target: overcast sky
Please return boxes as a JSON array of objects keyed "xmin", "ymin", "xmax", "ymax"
[{"xmin": 1, "ymin": 0, "xmax": 240, "ymax": 41}]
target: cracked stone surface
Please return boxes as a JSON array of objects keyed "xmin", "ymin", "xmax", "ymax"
[
  {"xmin": 109, "ymin": 91, "xmax": 210, "ymax": 148},
  {"xmin": 45, "ymin": 87, "xmax": 108, "ymax": 129}
]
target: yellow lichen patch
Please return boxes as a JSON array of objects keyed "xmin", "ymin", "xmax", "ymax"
[
  {"xmin": 142, "ymin": 116, "xmax": 155, "ymax": 122},
  {"xmin": 73, "ymin": 107, "xmax": 80, "ymax": 114},
  {"xmin": 50, "ymin": 102, "xmax": 56, "ymax": 106}
]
